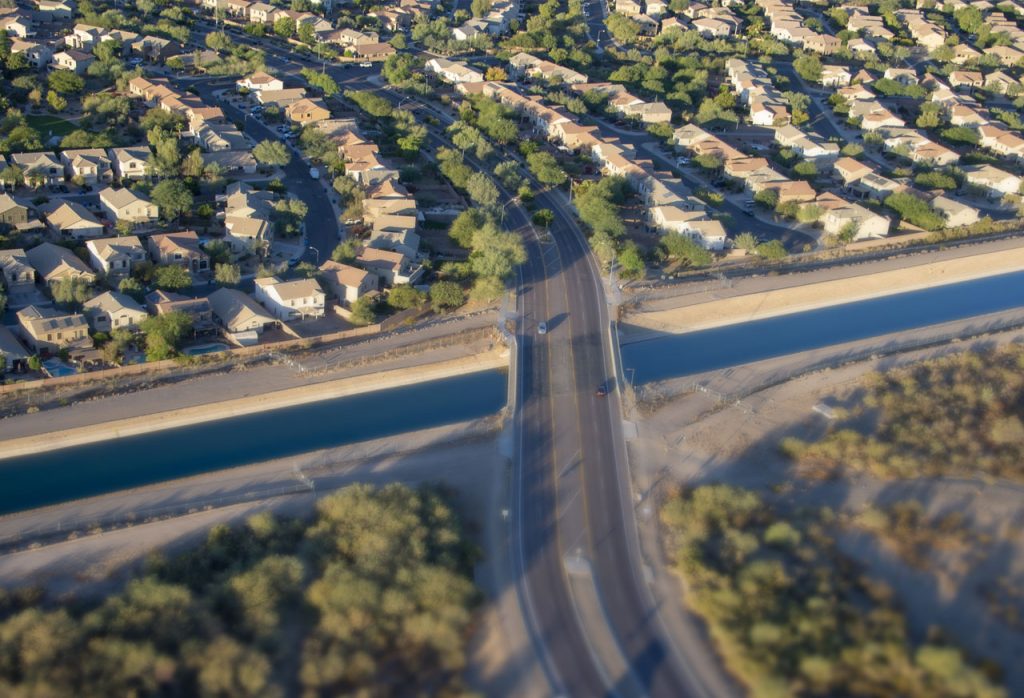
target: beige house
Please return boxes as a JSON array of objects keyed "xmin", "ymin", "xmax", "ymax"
[
  {"xmin": 148, "ymin": 231, "xmax": 209, "ymax": 272},
  {"xmin": 253, "ymin": 276, "xmax": 326, "ymax": 321},
  {"xmin": 318, "ymin": 260, "xmax": 376, "ymax": 304},
  {"xmin": 25, "ymin": 242, "xmax": 97, "ymax": 285},
  {"xmin": 99, "ymin": 186, "xmax": 158, "ymax": 223},
  {"xmin": 17, "ymin": 305, "xmax": 90, "ymax": 354},
  {"xmin": 108, "ymin": 147, "xmax": 152, "ymax": 181},
  {"xmin": 208, "ymin": 288, "xmax": 275, "ymax": 334},
  {"xmin": 962, "ymin": 164, "xmax": 1023, "ymax": 198},
  {"xmin": 40, "ymin": 200, "xmax": 104, "ymax": 240},
  {"xmin": 82, "ymin": 291, "xmax": 149, "ymax": 333},
  {"xmin": 0, "ymin": 248, "xmax": 34, "ymax": 293},
  {"xmin": 60, "ymin": 148, "xmax": 113, "ymax": 184},
  {"xmin": 355, "ymin": 247, "xmax": 423, "ymax": 286},
  {"xmin": 286, "ymin": 97, "xmax": 331, "ymax": 125},
  {"xmin": 52, "ymin": 49, "xmax": 94, "ymax": 74},
  {"xmin": 236, "ymin": 70, "xmax": 284, "ymax": 92},
  {"xmin": 85, "ymin": 236, "xmax": 147, "ymax": 276},
  {"xmin": 146, "ymin": 289, "xmax": 214, "ymax": 330},
  {"xmin": 9, "ymin": 152, "xmax": 62, "ymax": 186},
  {"xmin": 0, "ymin": 193, "xmax": 28, "ymax": 226}
]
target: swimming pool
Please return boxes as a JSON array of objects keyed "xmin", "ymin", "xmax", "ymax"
[
  {"xmin": 41, "ymin": 359, "xmax": 77, "ymax": 378},
  {"xmin": 182, "ymin": 342, "xmax": 231, "ymax": 356}
]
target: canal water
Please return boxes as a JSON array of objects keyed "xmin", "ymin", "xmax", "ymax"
[
  {"xmin": 0, "ymin": 369, "xmax": 506, "ymax": 515},
  {"xmin": 622, "ymin": 269, "xmax": 1024, "ymax": 384}
]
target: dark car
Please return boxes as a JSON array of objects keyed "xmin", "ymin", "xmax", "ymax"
[{"xmin": 595, "ymin": 384, "xmax": 608, "ymax": 397}]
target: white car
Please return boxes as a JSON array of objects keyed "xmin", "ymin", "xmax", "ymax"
[
  {"xmin": 537, "ymin": 321, "xmax": 547, "ymax": 335},
  {"xmin": 359, "ymin": 62, "xmax": 373, "ymax": 68}
]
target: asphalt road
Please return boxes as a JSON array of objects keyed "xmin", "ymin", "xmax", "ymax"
[{"xmin": 189, "ymin": 25, "xmax": 718, "ymax": 695}]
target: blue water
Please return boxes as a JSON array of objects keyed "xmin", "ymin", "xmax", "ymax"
[
  {"xmin": 0, "ymin": 369, "xmax": 506, "ymax": 515},
  {"xmin": 623, "ymin": 270, "xmax": 1024, "ymax": 384},
  {"xmin": 183, "ymin": 342, "xmax": 230, "ymax": 356},
  {"xmin": 42, "ymin": 359, "xmax": 77, "ymax": 378}
]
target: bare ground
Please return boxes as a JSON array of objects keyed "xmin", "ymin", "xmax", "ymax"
[{"xmin": 626, "ymin": 328, "xmax": 1024, "ymax": 695}]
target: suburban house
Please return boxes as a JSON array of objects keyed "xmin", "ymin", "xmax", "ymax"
[
  {"xmin": 9, "ymin": 152, "xmax": 62, "ymax": 186},
  {"xmin": 929, "ymin": 194, "xmax": 980, "ymax": 228},
  {"xmin": 318, "ymin": 260, "xmax": 376, "ymax": 304},
  {"xmin": 962, "ymin": 164, "xmax": 1023, "ymax": 198},
  {"xmin": 16, "ymin": 305, "xmax": 90, "ymax": 354},
  {"xmin": 39, "ymin": 200, "xmax": 104, "ymax": 239},
  {"xmin": 253, "ymin": 276, "xmax": 326, "ymax": 321},
  {"xmin": 10, "ymin": 39, "xmax": 51, "ymax": 68},
  {"xmin": 236, "ymin": 70, "xmax": 284, "ymax": 92},
  {"xmin": 52, "ymin": 49, "xmax": 94, "ymax": 74},
  {"xmin": 109, "ymin": 146, "xmax": 152, "ymax": 180},
  {"xmin": 222, "ymin": 182, "xmax": 274, "ymax": 252},
  {"xmin": 257, "ymin": 88, "xmax": 308, "ymax": 107},
  {"xmin": 351, "ymin": 43, "xmax": 395, "ymax": 61},
  {"xmin": 60, "ymin": 148, "xmax": 113, "ymax": 184},
  {"xmin": 82, "ymin": 291, "xmax": 149, "ymax": 333},
  {"xmin": 286, "ymin": 97, "xmax": 331, "ymax": 125},
  {"xmin": 146, "ymin": 289, "xmax": 214, "ymax": 331},
  {"xmin": 99, "ymin": 187, "xmax": 159, "ymax": 224},
  {"xmin": 148, "ymin": 231, "xmax": 209, "ymax": 271},
  {"xmin": 0, "ymin": 248, "xmax": 34, "ymax": 295},
  {"xmin": 820, "ymin": 65, "xmax": 852, "ymax": 87},
  {"xmin": 25, "ymin": 242, "xmax": 97, "ymax": 285},
  {"xmin": 208, "ymin": 288, "xmax": 276, "ymax": 335},
  {"xmin": 425, "ymin": 57, "xmax": 485, "ymax": 84},
  {"xmin": 815, "ymin": 192, "xmax": 891, "ymax": 240},
  {"xmin": 355, "ymin": 247, "xmax": 423, "ymax": 286},
  {"xmin": 85, "ymin": 236, "xmax": 147, "ymax": 276},
  {"xmin": 0, "ymin": 326, "xmax": 29, "ymax": 372},
  {"xmin": 0, "ymin": 194, "xmax": 28, "ymax": 227}
]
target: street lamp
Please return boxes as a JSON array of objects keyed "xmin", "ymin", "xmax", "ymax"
[
  {"xmin": 500, "ymin": 196, "xmax": 520, "ymax": 225},
  {"xmin": 309, "ymin": 245, "xmax": 320, "ymax": 265}
]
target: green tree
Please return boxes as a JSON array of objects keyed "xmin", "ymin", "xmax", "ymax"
[
  {"xmin": 617, "ymin": 242, "xmax": 644, "ymax": 280},
  {"xmin": 331, "ymin": 238, "xmax": 360, "ymax": 263},
  {"xmin": 47, "ymin": 69, "xmax": 85, "ymax": 94},
  {"xmin": 153, "ymin": 264, "xmax": 192, "ymax": 290},
  {"xmin": 51, "ymin": 276, "xmax": 93, "ymax": 306},
  {"xmin": 215, "ymin": 263, "xmax": 241, "ymax": 286},
  {"xmin": 349, "ymin": 295, "xmax": 376, "ymax": 325},
  {"xmin": 466, "ymin": 172, "xmax": 499, "ymax": 207},
  {"xmin": 734, "ymin": 232, "xmax": 758, "ymax": 252},
  {"xmin": 663, "ymin": 233, "xmax": 712, "ymax": 267},
  {"xmin": 273, "ymin": 16, "xmax": 295, "ymax": 38},
  {"xmin": 140, "ymin": 310, "xmax": 191, "ymax": 360},
  {"xmin": 151, "ymin": 179, "xmax": 193, "ymax": 220},
  {"xmin": 793, "ymin": 54, "xmax": 823, "ymax": 83},
  {"xmin": 300, "ymin": 68, "xmax": 339, "ymax": 97},
  {"xmin": 470, "ymin": 223, "xmax": 526, "ymax": 280},
  {"xmin": 388, "ymin": 284, "xmax": 425, "ymax": 310},
  {"xmin": 429, "ymin": 281, "xmax": 464, "ymax": 312},
  {"xmin": 252, "ymin": 139, "xmax": 291, "ymax": 167},
  {"xmin": 526, "ymin": 151, "xmax": 567, "ymax": 186},
  {"xmin": 449, "ymin": 209, "xmax": 487, "ymax": 248},
  {"xmin": 755, "ymin": 239, "xmax": 788, "ymax": 260},
  {"xmin": 46, "ymin": 90, "xmax": 67, "ymax": 113}
]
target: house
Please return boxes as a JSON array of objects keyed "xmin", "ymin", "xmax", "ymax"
[
  {"xmin": 51, "ymin": 49, "xmax": 94, "ymax": 74},
  {"xmin": 9, "ymin": 152, "xmax": 62, "ymax": 186},
  {"xmin": 286, "ymin": 97, "xmax": 330, "ymax": 125},
  {"xmin": 236, "ymin": 71, "xmax": 284, "ymax": 92},
  {"xmin": 325, "ymin": 27, "xmax": 379, "ymax": 46},
  {"xmin": 148, "ymin": 231, "xmax": 209, "ymax": 272},
  {"xmin": 351, "ymin": 43, "xmax": 396, "ymax": 61},
  {"xmin": 223, "ymin": 181, "xmax": 274, "ymax": 252},
  {"xmin": 929, "ymin": 194, "xmax": 980, "ymax": 228},
  {"xmin": 82, "ymin": 291, "xmax": 148, "ymax": 333},
  {"xmin": 36, "ymin": 0, "xmax": 75, "ymax": 22},
  {"xmin": 949, "ymin": 70, "xmax": 984, "ymax": 90},
  {"xmin": 0, "ymin": 14, "xmax": 34, "ymax": 38},
  {"xmin": 25, "ymin": 242, "xmax": 96, "ymax": 286},
  {"xmin": 318, "ymin": 260, "xmax": 376, "ymax": 304},
  {"xmin": 820, "ymin": 65, "xmax": 852, "ymax": 87},
  {"xmin": 99, "ymin": 187, "xmax": 158, "ymax": 224},
  {"xmin": 253, "ymin": 276, "xmax": 326, "ymax": 321},
  {"xmin": 85, "ymin": 235, "xmax": 147, "ymax": 276},
  {"xmin": 962, "ymin": 164, "xmax": 1023, "ymax": 198},
  {"xmin": 984, "ymin": 71, "xmax": 1021, "ymax": 94},
  {"xmin": 60, "ymin": 148, "xmax": 113, "ymax": 184},
  {"xmin": 247, "ymin": 2, "xmax": 275, "ymax": 24},
  {"xmin": 978, "ymin": 123, "xmax": 1024, "ymax": 159},
  {"xmin": 109, "ymin": 146, "xmax": 151, "ymax": 181},
  {"xmin": 425, "ymin": 57, "xmax": 485, "ymax": 84},
  {"xmin": 749, "ymin": 98, "xmax": 789, "ymax": 126},
  {"xmin": 883, "ymin": 68, "xmax": 918, "ymax": 86},
  {"xmin": 0, "ymin": 326, "xmax": 29, "ymax": 372},
  {"xmin": 10, "ymin": 39, "xmax": 51, "ymax": 68},
  {"xmin": 256, "ymin": 88, "xmax": 308, "ymax": 107},
  {"xmin": 692, "ymin": 17, "xmax": 732, "ymax": 37},
  {"xmin": 146, "ymin": 289, "xmax": 214, "ymax": 331},
  {"xmin": 201, "ymin": 150, "xmax": 258, "ymax": 175},
  {"xmin": 815, "ymin": 192, "xmax": 891, "ymax": 239},
  {"xmin": 39, "ymin": 200, "xmax": 104, "ymax": 239},
  {"xmin": 774, "ymin": 125, "xmax": 840, "ymax": 162},
  {"xmin": 0, "ymin": 194, "xmax": 28, "ymax": 227},
  {"xmin": 0, "ymin": 248, "xmax": 34, "ymax": 294},
  {"xmin": 16, "ymin": 305, "xmax": 90, "ymax": 354},
  {"xmin": 208, "ymin": 288, "xmax": 275, "ymax": 334},
  {"xmin": 355, "ymin": 247, "xmax": 423, "ymax": 286},
  {"xmin": 453, "ymin": 18, "xmax": 487, "ymax": 41}
]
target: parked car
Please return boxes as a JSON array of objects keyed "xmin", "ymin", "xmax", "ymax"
[
  {"xmin": 537, "ymin": 321, "xmax": 547, "ymax": 335},
  {"xmin": 359, "ymin": 62, "xmax": 373, "ymax": 68}
]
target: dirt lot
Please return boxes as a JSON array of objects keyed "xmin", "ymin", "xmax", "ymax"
[{"xmin": 627, "ymin": 329, "xmax": 1024, "ymax": 694}]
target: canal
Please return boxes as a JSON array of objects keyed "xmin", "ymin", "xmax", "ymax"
[
  {"xmin": 622, "ymin": 269, "xmax": 1024, "ymax": 384},
  {"xmin": 0, "ymin": 369, "xmax": 506, "ymax": 516}
]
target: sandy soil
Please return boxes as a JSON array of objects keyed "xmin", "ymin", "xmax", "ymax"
[{"xmin": 626, "ymin": 329, "xmax": 1024, "ymax": 694}]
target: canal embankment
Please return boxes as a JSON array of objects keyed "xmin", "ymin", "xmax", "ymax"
[
  {"xmin": 622, "ymin": 236, "xmax": 1024, "ymax": 338},
  {"xmin": 0, "ymin": 346, "xmax": 508, "ymax": 461}
]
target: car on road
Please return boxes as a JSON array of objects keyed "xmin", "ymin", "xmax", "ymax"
[
  {"xmin": 359, "ymin": 62, "xmax": 373, "ymax": 68},
  {"xmin": 537, "ymin": 321, "xmax": 547, "ymax": 335},
  {"xmin": 595, "ymin": 383, "xmax": 609, "ymax": 397}
]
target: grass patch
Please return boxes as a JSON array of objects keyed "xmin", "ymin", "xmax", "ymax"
[{"xmin": 25, "ymin": 114, "xmax": 77, "ymax": 140}]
